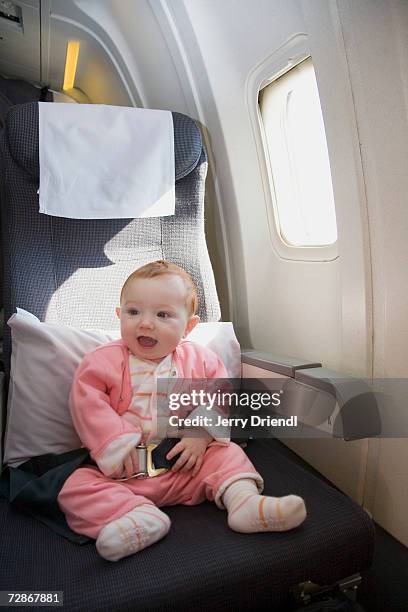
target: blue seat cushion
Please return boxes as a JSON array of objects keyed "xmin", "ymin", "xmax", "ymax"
[{"xmin": 0, "ymin": 438, "xmax": 374, "ymax": 611}]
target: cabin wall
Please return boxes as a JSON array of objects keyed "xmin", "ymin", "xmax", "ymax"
[
  {"xmin": 335, "ymin": 0, "xmax": 408, "ymax": 546},
  {"xmin": 0, "ymin": 0, "xmax": 41, "ymax": 82}
]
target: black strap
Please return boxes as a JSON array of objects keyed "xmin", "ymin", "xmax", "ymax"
[
  {"xmin": 151, "ymin": 438, "xmax": 181, "ymax": 469},
  {"xmin": 0, "ymin": 448, "xmax": 92, "ymax": 543},
  {"xmin": 0, "ymin": 439, "xmax": 181, "ymax": 543},
  {"xmin": 39, "ymin": 86, "xmax": 50, "ymax": 101}
]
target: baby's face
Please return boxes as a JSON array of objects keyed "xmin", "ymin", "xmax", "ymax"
[{"xmin": 117, "ymin": 275, "xmax": 199, "ymax": 362}]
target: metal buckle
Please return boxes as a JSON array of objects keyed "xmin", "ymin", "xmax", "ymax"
[
  {"xmin": 146, "ymin": 443, "xmax": 168, "ymax": 478},
  {"xmin": 115, "ymin": 443, "xmax": 168, "ymax": 480}
]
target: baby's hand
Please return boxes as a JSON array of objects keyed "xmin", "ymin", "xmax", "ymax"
[
  {"xmin": 166, "ymin": 431, "xmax": 213, "ymax": 476},
  {"xmin": 111, "ymin": 447, "xmax": 139, "ymax": 480}
]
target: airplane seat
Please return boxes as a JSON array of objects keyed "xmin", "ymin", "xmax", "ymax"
[
  {"xmin": 0, "ymin": 101, "xmax": 374, "ymax": 611},
  {"xmin": 0, "ymin": 78, "xmax": 51, "ymax": 346},
  {"xmin": 0, "ymin": 101, "xmax": 220, "ymax": 376},
  {"xmin": 0, "ymin": 75, "xmax": 51, "ymax": 130}
]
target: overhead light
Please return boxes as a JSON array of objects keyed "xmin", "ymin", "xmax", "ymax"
[{"xmin": 63, "ymin": 40, "xmax": 80, "ymax": 91}]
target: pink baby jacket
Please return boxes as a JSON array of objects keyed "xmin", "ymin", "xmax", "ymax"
[{"xmin": 69, "ymin": 339, "xmax": 229, "ymax": 476}]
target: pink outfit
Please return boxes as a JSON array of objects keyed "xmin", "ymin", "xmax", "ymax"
[{"xmin": 58, "ymin": 339, "xmax": 263, "ymax": 540}]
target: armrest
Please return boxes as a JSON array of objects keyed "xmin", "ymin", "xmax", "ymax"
[
  {"xmin": 292, "ymin": 368, "xmax": 381, "ymax": 440},
  {"xmin": 241, "ymin": 351, "xmax": 380, "ymax": 441},
  {"xmin": 241, "ymin": 349, "xmax": 321, "ymax": 377}
]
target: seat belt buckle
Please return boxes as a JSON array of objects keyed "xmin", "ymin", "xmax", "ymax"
[
  {"xmin": 146, "ymin": 443, "xmax": 169, "ymax": 477},
  {"xmin": 115, "ymin": 443, "xmax": 170, "ymax": 480},
  {"xmin": 134, "ymin": 443, "xmax": 148, "ymax": 478},
  {"xmin": 134, "ymin": 443, "xmax": 168, "ymax": 478}
]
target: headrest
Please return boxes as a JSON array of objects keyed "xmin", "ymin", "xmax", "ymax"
[
  {"xmin": 5, "ymin": 103, "xmax": 203, "ymax": 183},
  {"xmin": 0, "ymin": 76, "xmax": 44, "ymax": 129}
]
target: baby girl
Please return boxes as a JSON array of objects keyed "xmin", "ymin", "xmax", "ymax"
[{"xmin": 58, "ymin": 260, "xmax": 306, "ymax": 561}]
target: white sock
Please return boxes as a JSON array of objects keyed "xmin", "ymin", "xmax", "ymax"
[
  {"xmin": 222, "ymin": 479, "xmax": 306, "ymax": 533},
  {"xmin": 96, "ymin": 504, "xmax": 171, "ymax": 561}
]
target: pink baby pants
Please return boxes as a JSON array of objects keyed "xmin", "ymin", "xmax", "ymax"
[{"xmin": 58, "ymin": 442, "xmax": 262, "ymax": 539}]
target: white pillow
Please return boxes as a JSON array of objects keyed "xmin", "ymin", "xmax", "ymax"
[{"xmin": 4, "ymin": 309, "xmax": 241, "ymax": 466}]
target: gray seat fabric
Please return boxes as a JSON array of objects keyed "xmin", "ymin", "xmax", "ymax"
[
  {"xmin": 0, "ymin": 101, "xmax": 374, "ymax": 610},
  {"xmin": 0, "ymin": 75, "xmax": 51, "ymax": 129},
  {"xmin": 0, "ymin": 102, "xmax": 220, "ymax": 374},
  {"xmin": 0, "ymin": 79, "xmax": 51, "ymax": 317},
  {"xmin": 0, "ymin": 439, "xmax": 374, "ymax": 611}
]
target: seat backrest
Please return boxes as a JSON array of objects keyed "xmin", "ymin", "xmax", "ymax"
[
  {"xmin": 0, "ymin": 76, "xmax": 51, "ymax": 129},
  {"xmin": 0, "ymin": 79, "xmax": 52, "ymax": 325},
  {"xmin": 0, "ymin": 102, "xmax": 220, "ymax": 375}
]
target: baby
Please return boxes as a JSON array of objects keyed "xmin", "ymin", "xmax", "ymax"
[{"xmin": 58, "ymin": 260, "xmax": 306, "ymax": 561}]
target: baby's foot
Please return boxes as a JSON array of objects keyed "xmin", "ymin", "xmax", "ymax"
[
  {"xmin": 227, "ymin": 493, "xmax": 306, "ymax": 533},
  {"xmin": 96, "ymin": 504, "xmax": 171, "ymax": 561}
]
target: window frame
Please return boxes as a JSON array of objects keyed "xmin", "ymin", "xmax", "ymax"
[{"xmin": 246, "ymin": 33, "xmax": 338, "ymax": 262}]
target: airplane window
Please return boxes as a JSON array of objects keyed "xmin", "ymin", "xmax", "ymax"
[{"xmin": 259, "ymin": 57, "xmax": 337, "ymax": 247}]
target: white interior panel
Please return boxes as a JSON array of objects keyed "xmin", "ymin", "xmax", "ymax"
[
  {"xmin": 44, "ymin": 0, "xmax": 190, "ymax": 111},
  {"xmin": 0, "ymin": 58, "xmax": 39, "ymax": 82},
  {"xmin": 283, "ymin": 438, "xmax": 368, "ymax": 504},
  {"xmin": 16, "ymin": 1, "xmax": 39, "ymax": 7},
  {"xmin": 0, "ymin": 2, "xmax": 40, "ymax": 81},
  {"xmin": 336, "ymin": 0, "xmax": 408, "ymax": 547}
]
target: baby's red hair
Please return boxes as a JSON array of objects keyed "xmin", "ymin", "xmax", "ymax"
[{"xmin": 120, "ymin": 260, "xmax": 198, "ymax": 316}]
